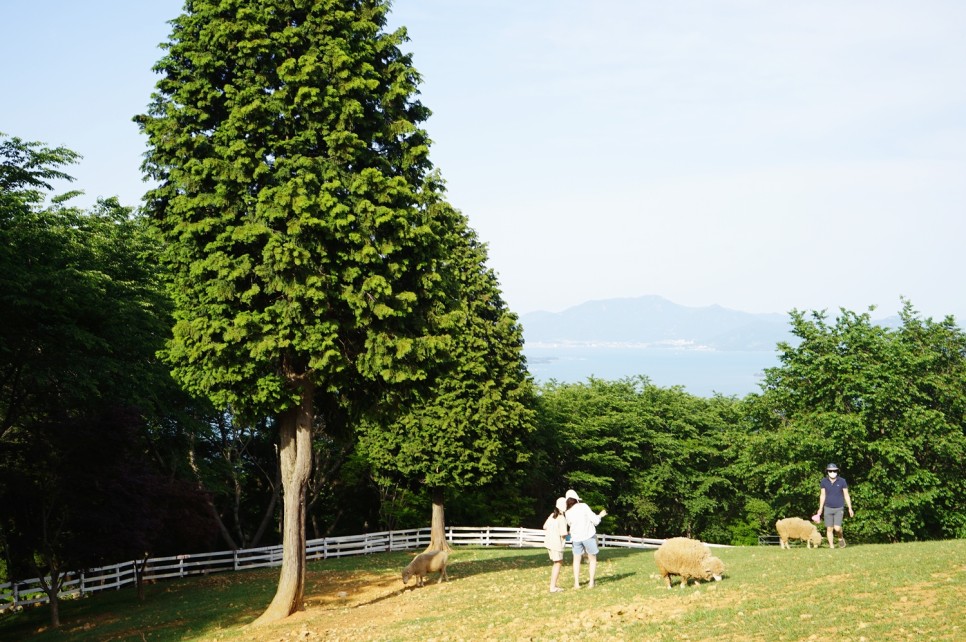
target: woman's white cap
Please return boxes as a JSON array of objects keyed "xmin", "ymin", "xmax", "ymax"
[
  {"xmin": 555, "ymin": 497, "xmax": 568, "ymax": 513},
  {"xmin": 565, "ymin": 489, "xmax": 580, "ymax": 501}
]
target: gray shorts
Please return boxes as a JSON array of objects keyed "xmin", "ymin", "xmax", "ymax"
[
  {"xmin": 572, "ymin": 537, "xmax": 599, "ymax": 557},
  {"xmin": 824, "ymin": 506, "xmax": 844, "ymax": 528}
]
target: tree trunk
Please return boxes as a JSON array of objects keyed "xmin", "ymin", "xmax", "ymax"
[
  {"xmin": 426, "ymin": 486, "xmax": 452, "ymax": 552},
  {"xmin": 36, "ymin": 566, "xmax": 63, "ymax": 629},
  {"xmin": 135, "ymin": 554, "xmax": 150, "ymax": 602},
  {"xmin": 252, "ymin": 380, "xmax": 314, "ymax": 626},
  {"xmin": 48, "ymin": 590, "xmax": 60, "ymax": 628}
]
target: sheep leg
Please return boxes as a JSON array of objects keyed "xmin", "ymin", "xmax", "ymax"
[{"xmin": 437, "ymin": 567, "xmax": 448, "ymax": 584}]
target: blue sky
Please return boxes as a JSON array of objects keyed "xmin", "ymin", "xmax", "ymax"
[{"xmin": 4, "ymin": 1, "xmax": 965, "ymax": 321}]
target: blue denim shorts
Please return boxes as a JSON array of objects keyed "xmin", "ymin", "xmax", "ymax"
[{"xmin": 572, "ymin": 536, "xmax": 599, "ymax": 556}]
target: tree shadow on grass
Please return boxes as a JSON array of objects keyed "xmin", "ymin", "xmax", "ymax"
[
  {"xmin": 441, "ymin": 545, "xmax": 652, "ymax": 582},
  {"xmin": 347, "ymin": 547, "xmax": 651, "ymax": 608},
  {"xmin": 0, "ymin": 547, "xmax": 658, "ymax": 640}
]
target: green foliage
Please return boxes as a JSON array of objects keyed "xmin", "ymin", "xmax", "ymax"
[
  {"xmin": 0, "ymin": 133, "xmax": 218, "ymax": 598},
  {"xmin": 742, "ymin": 303, "xmax": 966, "ymax": 542},
  {"xmin": 536, "ymin": 377, "xmax": 657, "ymax": 514},
  {"xmin": 357, "ymin": 196, "xmax": 534, "ymax": 498},
  {"xmin": 533, "ymin": 377, "xmax": 741, "ymax": 540},
  {"xmin": 524, "ymin": 302, "xmax": 966, "ymax": 546},
  {"xmin": 137, "ymin": 0, "xmax": 450, "ymax": 419},
  {"xmin": 0, "ymin": 132, "xmax": 80, "ymax": 205},
  {"xmin": 1, "ymin": 142, "xmax": 172, "ymax": 439},
  {"xmin": 136, "ymin": 1, "xmax": 532, "ymax": 582},
  {"xmin": 0, "ymin": 132, "xmax": 178, "ymax": 439}
]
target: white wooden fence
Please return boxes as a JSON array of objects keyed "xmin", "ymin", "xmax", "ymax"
[{"xmin": 0, "ymin": 526, "xmax": 705, "ymax": 611}]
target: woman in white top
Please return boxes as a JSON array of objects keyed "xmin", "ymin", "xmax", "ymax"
[
  {"xmin": 564, "ymin": 489, "xmax": 607, "ymax": 589},
  {"xmin": 542, "ymin": 497, "xmax": 569, "ymax": 593}
]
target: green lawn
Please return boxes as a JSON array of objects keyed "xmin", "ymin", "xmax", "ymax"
[{"xmin": 2, "ymin": 539, "xmax": 964, "ymax": 641}]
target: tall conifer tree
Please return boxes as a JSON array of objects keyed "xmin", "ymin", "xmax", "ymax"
[
  {"xmin": 139, "ymin": 0, "xmax": 463, "ymax": 623},
  {"xmin": 138, "ymin": 0, "xmax": 523, "ymax": 622},
  {"xmin": 359, "ymin": 195, "xmax": 534, "ymax": 551}
]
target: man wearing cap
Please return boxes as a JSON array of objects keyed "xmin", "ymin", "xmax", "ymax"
[
  {"xmin": 563, "ymin": 489, "xmax": 607, "ymax": 589},
  {"xmin": 817, "ymin": 463, "xmax": 854, "ymax": 548}
]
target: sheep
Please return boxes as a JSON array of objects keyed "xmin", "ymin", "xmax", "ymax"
[
  {"xmin": 775, "ymin": 517, "xmax": 823, "ymax": 549},
  {"xmin": 654, "ymin": 537, "xmax": 725, "ymax": 589},
  {"xmin": 401, "ymin": 550, "xmax": 449, "ymax": 587}
]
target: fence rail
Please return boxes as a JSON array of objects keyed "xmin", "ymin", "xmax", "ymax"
[{"xmin": 0, "ymin": 526, "xmax": 719, "ymax": 611}]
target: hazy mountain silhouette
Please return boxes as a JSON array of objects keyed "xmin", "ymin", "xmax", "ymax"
[{"xmin": 520, "ymin": 295, "xmax": 793, "ymax": 351}]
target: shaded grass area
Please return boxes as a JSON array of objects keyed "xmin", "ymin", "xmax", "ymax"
[{"xmin": 1, "ymin": 539, "xmax": 964, "ymax": 641}]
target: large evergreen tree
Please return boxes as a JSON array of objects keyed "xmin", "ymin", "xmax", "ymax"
[
  {"xmin": 358, "ymin": 196, "xmax": 534, "ymax": 550},
  {"xmin": 137, "ymin": 1, "xmax": 486, "ymax": 622}
]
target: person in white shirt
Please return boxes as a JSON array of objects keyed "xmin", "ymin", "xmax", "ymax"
[
  {"xmin": 564, "ymin": 489, "xmax": 607, "ymax": 589},
  {"xmin": 542, "ymin": 497, "xmax": 569, "ymax": 593}
]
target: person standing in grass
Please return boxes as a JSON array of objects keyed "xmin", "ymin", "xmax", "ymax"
[
  {"xmin": 542, "ymin": 497, "xmax": 569, "ymax": 593},
  {"xmin": 564, "ymin": 489, "xmax": 607, "ymax": 589},
  {"xmin": 817, "ymin": 462, "xmax": 854, "ymax": 548}
]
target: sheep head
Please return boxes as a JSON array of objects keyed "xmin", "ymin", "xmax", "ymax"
[
  {"xmin": 704, "ymin": 556, "xmax": 725, "ymax": 581},
  {"xmin": 808, "ymin": 531, "xmax": 823, "ymax": 548}
]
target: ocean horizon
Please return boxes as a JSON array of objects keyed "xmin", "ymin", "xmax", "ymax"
[{"xmin": 524, "ymin": 345, "xmax": 779, "ymax": 398}]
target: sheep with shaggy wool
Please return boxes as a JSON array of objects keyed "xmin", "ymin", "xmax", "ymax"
[
  {"xmin": 401, "ymin": 550, "xmax": 449, "ymax": 587},
  {"xmin": 775, "ymin": 517, "xmax": 823, "ymax": 549},
  {"xmin": 654, "ymin": 537, "xmax": 725, "ymax": 589}
]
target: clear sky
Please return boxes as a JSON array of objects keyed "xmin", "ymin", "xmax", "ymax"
[{"xmin": 5, "ymin": 1, "xmax": 965, "ymax": 321}]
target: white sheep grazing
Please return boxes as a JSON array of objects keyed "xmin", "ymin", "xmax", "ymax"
[
  {"xmin": 775, "ymin": 517, "xmax": 823, "ymax": 549},
  {"xmin": 401, "ymin": 550, "xmax": 449, "ymax": 587},
  {"xmin": 654, "ymin": 537, "xmax": 725, "ymax": 589}
]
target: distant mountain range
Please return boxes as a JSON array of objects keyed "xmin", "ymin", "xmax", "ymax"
[
  {"xmin": 518, "ymin": 296, "xmax": 904, "ymax": 394},
  {"xmin": 520, "ymin": 295, "xmax": 884, "ymax": 352}
]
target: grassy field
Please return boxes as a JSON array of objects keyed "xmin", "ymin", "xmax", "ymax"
[{"xmin": 1, "ymin": 538, "xmax": 964, "ymax": 641}]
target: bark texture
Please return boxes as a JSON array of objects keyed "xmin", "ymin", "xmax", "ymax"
[{"xmin": 252, "ymin": 382, "xmax": 314, "ymax": 625}]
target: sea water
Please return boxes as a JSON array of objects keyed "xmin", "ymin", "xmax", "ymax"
[{"xmin": 524, "ymin": 345, "xmax": 779, "ymax": 398}]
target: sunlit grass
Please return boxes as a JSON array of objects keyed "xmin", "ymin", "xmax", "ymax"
[{"xmin": 2, "ymin": 539, "xmax": 964, "ymax": 641}]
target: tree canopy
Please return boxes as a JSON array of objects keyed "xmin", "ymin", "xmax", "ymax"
[
  {"xmin": 741, "ymin": 303, "xmax": 966, "ymax": 542},
  {"xmin": 0, "ymin": 132, "xmax": 217, "ymax": 628},
  {"xmin": 136, "ymin": 0, "xmax": 522, "ymax": 623},
  {"xmin": 358, "ymin": 196, "xmax": 534, "ymax": 548}
]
